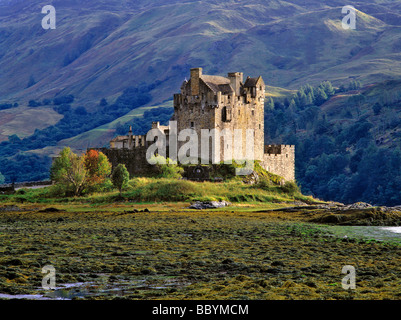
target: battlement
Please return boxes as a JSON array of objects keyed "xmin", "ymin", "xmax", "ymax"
[
  {"xmin": 262, "ymin": 144, "xmax": 295, "ymax": 181},
  {"xmin": 264, "ymin": 144, "xmax": 295, "ymax": 155}
]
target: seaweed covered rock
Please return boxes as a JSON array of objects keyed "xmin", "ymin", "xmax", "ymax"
[{"xmin": 188, "ymin": 201, "xmax": 231, "ymax": 210}]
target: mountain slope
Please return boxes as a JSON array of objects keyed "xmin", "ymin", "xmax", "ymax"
[{"xmin": 1, "ymin": 0, "xmax": 401, "ymax": 109}]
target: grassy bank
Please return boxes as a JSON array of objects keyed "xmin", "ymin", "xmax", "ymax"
[{"xmin": 0, "ymin": 177, "xmax": 317, "ymax": 206}]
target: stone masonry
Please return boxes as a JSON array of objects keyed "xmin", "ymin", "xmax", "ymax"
[{"xmin": 98, "ymin": 68, "xmax": 295, "ymax": 181}]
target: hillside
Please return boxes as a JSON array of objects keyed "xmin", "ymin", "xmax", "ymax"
[
  {"xmin": 265, "ymin": 79, "xmax": 401, "ymax": 206},
  {"xmin": 1, "ymin": 0, "xmax": 401, "ymax": 107}
]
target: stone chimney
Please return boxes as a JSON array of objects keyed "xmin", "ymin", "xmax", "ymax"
[
  {"xmin": 228, "ymin": 72, "xmax": 243, "ymax": 96},
  {"xmin": 128, "ymin": 125, "xmax": 133, "ymax": 148},
  {"xmin": 190, "ymin": 68, "xmax": 202, "ymax": 96}
]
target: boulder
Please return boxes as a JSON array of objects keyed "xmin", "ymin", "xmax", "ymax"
[{"xmin": 188, "ymin": 201, "xmax": 230, "ymax": 209}]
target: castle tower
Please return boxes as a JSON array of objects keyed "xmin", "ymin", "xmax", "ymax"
[{"xmin": 173, "ymin": 68, "xmax": 265, "ymax": 164}]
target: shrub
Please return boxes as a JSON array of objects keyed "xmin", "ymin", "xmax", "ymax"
[
  {"xmin": 111, "ymin": 164, "xmax": 130, "ymax": 195},
  {"xmin": 151, "ymin": 156, "xmax": 184, "ymax": 179},
  {"xmin": 281, "ymin": 181, "xmax": 300, "ymax": 195}
]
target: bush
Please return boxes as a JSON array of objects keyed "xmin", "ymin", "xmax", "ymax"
[
  {"xmin": 151, "ymin": 156, "xmax": 184, "ymax": 179},
  {"xmin": 281, "ymin": 181, "xmax": 300, "ymax": 195},
  {"xmin": 111, "ymin": 164, "xmax": 130, "ymax": 195},
  {"xmin": 53, "ymin": 95, "xmax": 75, "ymax": 105}
]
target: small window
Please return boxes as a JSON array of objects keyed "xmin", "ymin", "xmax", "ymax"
[
  {"xmin": 222, "ymin": 107, "xmax": 227, "ymax": 122},
  {"xmin": 238, "ymin": 110, "xmax": 240, "ymax": 115},
  {"xmin": 222, "ymin": 106, "xmax": 231, "ymax": 122},
  {"xmin": 252, "ymin": 110, "xmax": 255, "ymax": 116},
  {"xmin": 190, "ymin": 121, "xmax": 195, "ymax": 129}
]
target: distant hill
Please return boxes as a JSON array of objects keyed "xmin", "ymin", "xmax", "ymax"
[{"xmin": 1, "ymin": 0, "xmax": 401, "ymax": 108}]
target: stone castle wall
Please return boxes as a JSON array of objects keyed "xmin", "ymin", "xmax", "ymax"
[
  {"xmin": 262, "ymin": 145, "xmax": 295, "ymax": 181},
  {"xmin": 94, "ymin": 147, "xmax": 158, "ymax": 177}
]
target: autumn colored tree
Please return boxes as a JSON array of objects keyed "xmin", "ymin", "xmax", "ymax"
[{"xmin": 83, "ymin": 149, "xmax": 112, "ymax": 186}]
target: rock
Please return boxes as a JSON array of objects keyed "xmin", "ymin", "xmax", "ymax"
[
  {"xmin": 344, "ymin": 202, "xmax": 373, "ymax": 210},
  {"xmin": 0, "ymin": 205, "xmax": 21, "ymax": 212},
  {"xmin": 39, "ymin": 207, "xmax": 60, "ymax": 213},
  {"xmin": 243, "ymin": 171, "xmax": 259, "ymax": 185},
  {"xmin": 188, "ymin": 201, "xmax": 231, "ymax": 210}
]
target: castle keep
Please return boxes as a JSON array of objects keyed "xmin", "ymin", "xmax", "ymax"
[{"xmin": 99, "ymin": 68, "xmax": 295, "ymax": 181}]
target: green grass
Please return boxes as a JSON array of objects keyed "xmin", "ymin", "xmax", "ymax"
[{"xmin": 0, "ymin": 176, "xmax": 314, "ymax": 206}]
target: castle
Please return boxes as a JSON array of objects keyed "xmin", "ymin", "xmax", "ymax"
[{"xmin": 98, "ymin": 68, "xmax": 295, "ymax": 181}]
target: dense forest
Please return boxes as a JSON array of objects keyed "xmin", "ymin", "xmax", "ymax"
[{"xmin": 264, "ymin": 80, "xmax": 401, "ymax": 206}]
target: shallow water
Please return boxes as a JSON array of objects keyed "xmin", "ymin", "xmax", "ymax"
[
  {"xmin": 326, "ymin": 225, "xmax": 401, "ymax": 243},
  {"xmin": 381, "ymin": 226, "xmax": 401, "ymax": 234},
  {"xmin": 0, "ymin": 278, "xmax": 190, "ymax": 300}
]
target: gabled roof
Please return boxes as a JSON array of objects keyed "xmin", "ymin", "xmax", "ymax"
[
  {"xmin": 200, "ymin": 75, "xmax": 233, "ymax": 94},
  {"xmin": 244, "ymin": 76, "xmax": 262, "ymax": 88}
]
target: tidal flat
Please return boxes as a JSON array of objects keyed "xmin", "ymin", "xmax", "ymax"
[{"xmin": 0, "ymin": 203, "xmax": 401, "ymax": 300}]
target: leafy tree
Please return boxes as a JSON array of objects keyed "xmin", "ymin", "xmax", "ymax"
[
  {"xmin": 50, "ymin": 147, "xmax": 88, "ymax": 196},
  {"xmin": 83, "ymin": 149, "xmax": 112, "ymax": 187},
  {"xmin": 314, "ymin": 87, "xmax": 328, "ymax": 106},
  {"xmin": 28, "ymin": 100, "xmax": 41, "ymax": 107},
  {"xmin": 111, "ymin": 164, "xmax": 129, "ymax": 195},
  {"xmin": 320, "ymin": 81, "xmax": 335, "ymax": 97},
  {"xmin": 372, "ymin": 102, "xmax": 382, "ymax": 115},
  {"xmin": 99, "ymin": 98, "xmax": 108, "ymax": 107},
  {"xmin": 348, "ymin": 80, "xmax": 361, "ymax": 91},
  {"xmin": 53, "ymin": 95, "xmax": 75, "ymax": 105},
  {"xmin": 74, "ymin": 106, "xmax": 87, "ymax": 115},
  {"xmin": 0, "ymin": 171, "xmax": 4, "ymax": 184},
  {"xmin": 266, "ymin": 97, "xmax": 274, "ymax": 110}
]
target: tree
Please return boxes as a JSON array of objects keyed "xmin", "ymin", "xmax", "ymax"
[
  {"xmin": 266, "ymin": 97, "xmax": 274, "ymax": 110},
  {"xmin": 50, "ymin": 147, "xmax": 88, "ymax": 196},
  {"xmin": 111, "ymin": 164, "xmax": 129, "ymax": 195},
  {"xmin": 0, "ymin": 171, "xmax": 4, "ymax": 184},
  {"xmin": 83, "ymin": 149, "xmax": 112, "ymax": 187},
  {"xmin": 314, "ymin": 87, "xmax": 328, "ymax": 106},
  {"xmin": 372, "ymin": 102, "xmax": 382, "ymax": 115},
  {"xmin": 320, "ymin": 81, "xmax": 335, "ymax": 97},
  {"xmin": 99, "ymin": 98, "xmax": 108, "ymax": 107}
]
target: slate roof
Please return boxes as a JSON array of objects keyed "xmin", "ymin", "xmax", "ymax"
[
  {"xmin": 243, "ymin": 76, "xmax": 261, "ymax": 88},
  {"xmin": 200, "ymin": 75, "xmax": 234, "ymax": 94}
]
